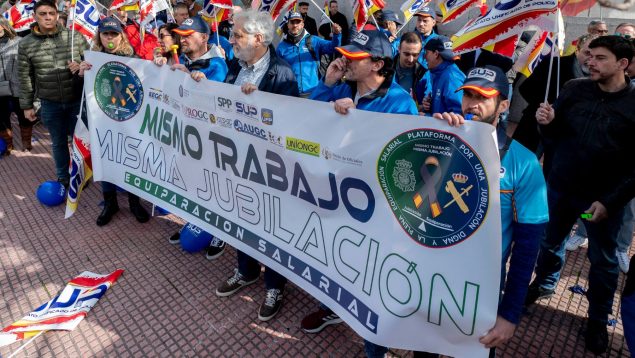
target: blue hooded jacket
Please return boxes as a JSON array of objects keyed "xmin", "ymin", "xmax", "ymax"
[
  {"xmin": 179, "ymin": 46, "xmax": 228, "ymax": 82},
  {"xmin": 418, "ymin": 60, "xmax": 464, "ymax": 115},
  {"xmin": 208, "ymin": 32, "xmax": 234, "ymax": 61},
  {"xmin": 310, "ymin": 74, "xmax": 418, "ymax": 115},
  {"xmin": 276, "ymin": 30, "xmax": 341, "ymax": 94}
]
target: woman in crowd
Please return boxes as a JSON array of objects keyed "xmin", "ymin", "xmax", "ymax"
[
  {"xmin": 153, "ymin": 23, "xmax": 182, "ymax": 66},
  {"xmin": 78, "ymin": 17, "xmax": 150, "ymax": 227}
]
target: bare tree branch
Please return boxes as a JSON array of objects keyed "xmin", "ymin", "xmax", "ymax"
[{"xmin": 595, "ymin": 0, "xmax": 634, "ymax": 10}]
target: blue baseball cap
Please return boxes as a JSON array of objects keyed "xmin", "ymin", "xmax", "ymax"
[
  {"xmin": 424, "ymin": 35, "xmax": 456, "ymax": 61},
  {"xmin": 174, "ymin": 16, "xmax": 210, "ymax": 36},
  {"xmin": 458, "ymin": 65, "xmax": 510, "ymax": 99},
  {"xmin": 380, "ymin": 10, "xmax": 402, "ymax": 25},
  {"xmin": 336, "ymin": 30, "xmax": 393, "ymax": 60},
  {"xmin": 98, "ymin": 17, "xmax": 123, "ymax": 33},
  {"xmin": 414, "ymin": 6, "xmax": 435, "ymax": 18},
  {"xmin": 288, "ymin": 11, "xmax": 303, "ymax": 21}
]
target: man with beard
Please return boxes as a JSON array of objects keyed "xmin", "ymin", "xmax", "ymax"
[
  {"xmin": 216, "ymin": 9, "xmax": 298, "ymax": 322},
  {"xmin": 276, "ymin": 11, "xmax": 341, "ymax": 96},
  {"xmin": 297, "ymin": 1, "xmax": 318, "ymax": 36},
  {"xmin": 406, "ymin": 65, "xmax": 549, "ymax": 357},
  {"xmin": 170, "ymin": 16, "xmax": 227, "ymax": 82},
  {"xmin": 393, "ymin": 32, "xmax": 425, "ymax": 104},
  {"xmin": 527, "ymin": 36, "xmax": 635, "ymax": 355}
]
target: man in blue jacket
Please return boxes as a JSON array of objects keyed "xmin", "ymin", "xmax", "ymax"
[
  {"xmin": 301, "ymin": 29, "xmax": 416, "ymax": 341},
  {"xmin": 216, "ymin": 9, "xmax": 299, "ymax": 323},
  {"xmin": 276, "ymin": 11, "xmax": 341, "ymax": 96},
  {"xmin": 310, "ymin": 29, "xmax": 417, "ymax": 115},
  {"xmin": 406, "ymin": 65, "xmax": 548, "ymax": 357},
  {"xmin": 419, "ymin": 36, "xmax": 464, "ymax": 115},
  {"xmin": 172, "ymin": 16, "xmax": 228, "ymax": 82}
]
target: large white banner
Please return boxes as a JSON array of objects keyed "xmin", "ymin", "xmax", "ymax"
[{"xmin": 84, "ymin": 52, "xmax": 502, "ymax": 357}]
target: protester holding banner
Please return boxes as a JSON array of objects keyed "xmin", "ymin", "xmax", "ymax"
[
  {"xmin": 153, "ymin": 23, "xmax": 182, "ymax": 66},
  {"xmin": 425, "ymin": 65, "xmax": 548, "ymax": 356},
  {"xmin": 529, "ymin": 35, "xmax": 635, "ymax": 355},
  {"xmin": 418, "ymin": 36, "xmax": 464, "ymax": 115},
  {"xmin": 75, "ymin": 17, "xmax": 151, "ymax": 227},
  {"xmin": 18, "ymin": 0, "xmax": 88, "ymax": 187},
  {"xmin": 216, "ymin": 9, "xmax": 299, "ymax": 322},
  {"xmin": 392, "ymin": 31, "xmax": 425, "ymax": 105},
  {"xmin": 276, "ymin": 11, "xmax": 341, "ymax": 96},
  {"xmin": 302, "ymin": 29, "xmax": 417, "ymax": 341},
  {"xmin": 310, "ymin": 30, "xmax": 417, "ymax": 115},
  {"xmin": 0, "ymin": 17, "xmax": 32, "ymax": 154},
  {"xmin": 167, "ymin": 16, "xmax": 227, "ymax": 82}
]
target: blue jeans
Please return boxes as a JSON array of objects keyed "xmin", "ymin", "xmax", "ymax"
[
  {"xmin": 615, "ymin": 198, "xmax": 635, "ymax": 252},
  {"xmin": 40, "ymin": 99, "xmax": 81, "ymax": 181},
  {"xmin": 364, "ymin": 340, "xmax": 388, "ymax": 358},
  {"xmin": 236, "ymin": 250, "xmax": 286, "ymax": 290},
  {"xmin": 622, "ymin": 255, "xmax": 635, "ymax": 352},
  {"xmin": 533, "ymin": 186, "xmax": 623, "ymax": 322}
]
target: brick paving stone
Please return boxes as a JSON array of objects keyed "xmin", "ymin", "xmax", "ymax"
[{"xmin": 0, "ymin": 123, "xmax": 633, "ymax": 357}]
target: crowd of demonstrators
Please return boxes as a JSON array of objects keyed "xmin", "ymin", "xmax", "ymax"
[
  {"xmin": 0, "ymin": 17, "xmax": 33, "ymax": 154},
  {"xmin": 2, "ymin": 0, "xmax": 634, "ymax": 353}
]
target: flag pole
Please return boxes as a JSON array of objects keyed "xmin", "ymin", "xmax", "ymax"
[
  {"xmin": 7, "ymin": 330, "xmax": 47, "ymax": 358},
  {"xmin": 70, "ymin": 0, "xmax": 78, "ymax": 62},
  {"xmin": 308, "ymin": 0, "xmax": 335, "ymax": 25},
  {"xmin": 395, "ymin": 15, "xmax": 413, "ymax": 35},
  {"xmin": 214, "ymin": 7, "xmax": 220, "ymax": 46},
  {"xmin": 543, "ymin": 8, "xmax": 559, "ymax": 103}
]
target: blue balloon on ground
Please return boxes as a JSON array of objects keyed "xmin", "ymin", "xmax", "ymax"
[
  {"xmin": 36, "ymin": 181, "xmax": 66, "ymax": 207},
  {"xmin": 0, "ymin": 138, "xmax": 7, "ymax": 155},
  {"xmin": 156, "ymin": 206, "xmax": 170, "ymax": 215},
  {"xmin": 180, "ymin": 223, "xmax": 213, "ymax": 253}
]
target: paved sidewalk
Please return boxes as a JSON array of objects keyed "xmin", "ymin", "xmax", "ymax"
[{"xmin": 0, "ymin": 123, "xmax": 632, "ymax": 357}]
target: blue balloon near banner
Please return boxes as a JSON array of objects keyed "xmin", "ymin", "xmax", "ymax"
[
  {"xmin": 36, "ymin": 181, "xmax": 66, "ymax": 207},
  {"xmin": 180, "ymin": 223, "xmax": 213, "ymax": 253},
  {"xmin": 0, "ymin": 138, "xmax": 7, "ymax": 155},
  {"xmin": 155, "ymin": 206, "xmax": 170, "ymax": 215}
]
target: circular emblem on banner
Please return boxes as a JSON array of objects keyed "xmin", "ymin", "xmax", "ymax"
[
  {"xmin": 94, "ymin": 61, "xmax": 143, "ymax": 121},
  {"xmin": 377, "ymin": 129, "xmax": 490, "ymax": 248}
]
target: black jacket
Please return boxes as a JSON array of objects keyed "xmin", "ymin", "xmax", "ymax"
[
  {"xmin": 513, "ymin": 55, "xmax": 580, "ymax": 153},
  {"xmin": 392, "ymin": 56, "xmax": 426, "ymax": 104},
  {"xmin": 540, "ymin": 78, "xmax": 635, "ymax": 215},
  {"xmin": 302, "ymin": 14, "xmax": 318, "ymax": 36},
  {"xmin": 225, "ymin": 45, "xmax": 299, "ymax": 97},
  {"xmin": 455, "ymin": 49, "xmax": 514, "ymax": 75},
  {"xmin": 319, "ymin": 12, "xmax": 349, "ymax": 44}
]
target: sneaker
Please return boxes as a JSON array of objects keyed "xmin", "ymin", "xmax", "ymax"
[
  {"xmin": 301, "ymin": 308, "xmax": 343, "ymax": 333},
  {"xmin": 215, "ymin": 269, "xmax": 258, "ymax": 297},
  {"xmin": 565, "ymin": 234, "xmax": 588, "ymax": 251},
  {"xmin": 205, "ymin": 236, "xmax": 226, "ymax": 260},
  {"xmin": 585, "ymin": 319, "xmax": 608, "ymax": 355},
  {"xmin": 258, "ymin": 288, "xmax": 283, "ymax": 321},
  {"xmin": 168, "ymin": 232, "xmax": 180, "ymax": 245},
  {"xmin": 616, "ymin": 250, "xmax": 630, "ymax": 273},
  {"xmin": 524, "ymin": 283, "xmax": 555, "ymax": 307}
]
